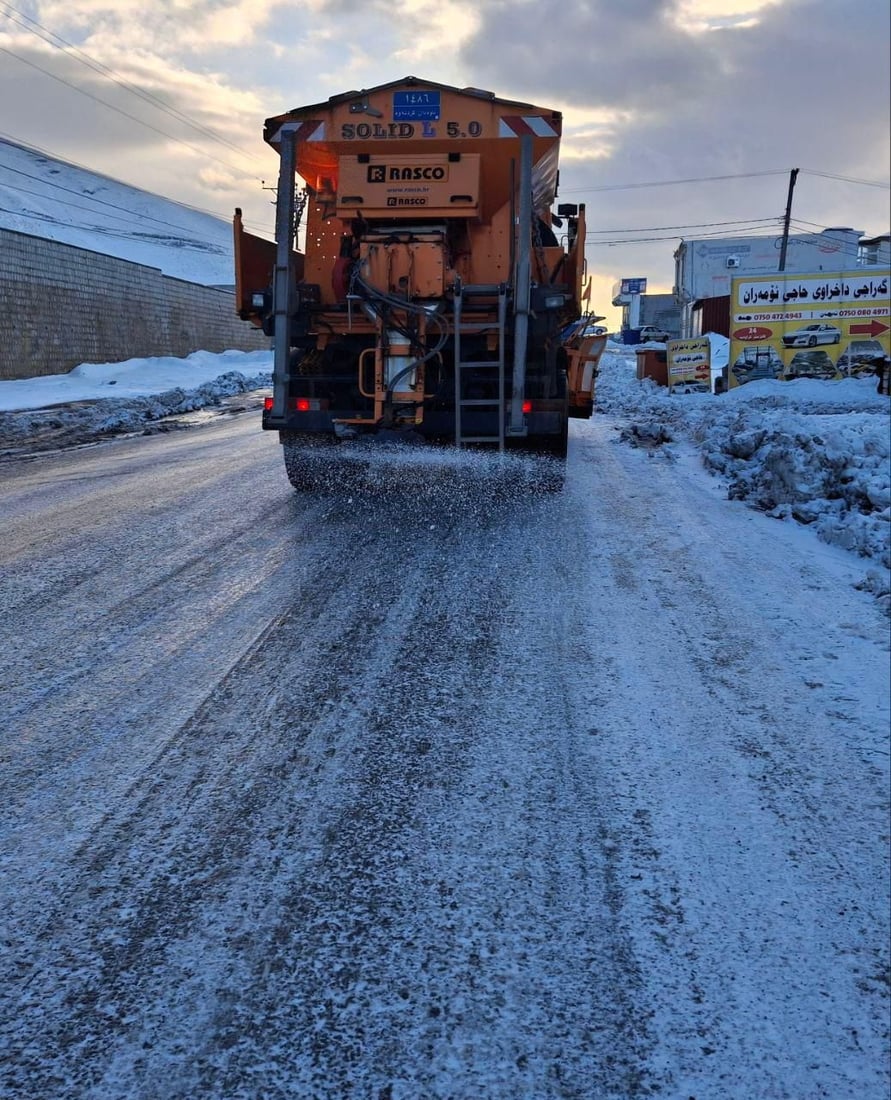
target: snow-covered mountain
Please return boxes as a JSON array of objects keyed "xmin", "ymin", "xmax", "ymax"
[{"xmin": 0, "ymin": 137, "xmax": 239, "ymax": 286}]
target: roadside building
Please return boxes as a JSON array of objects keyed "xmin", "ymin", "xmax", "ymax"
[
  {"xmin": 673, "ymin": 227, "xmax": 866, "ymax": 338},
  {"xmin": 610, "ymin": 282, "xmax": 681, "ymax": 342},
  {"xmin": 859, "ymin": 234, "xmax": 891, "ymax": 267}
]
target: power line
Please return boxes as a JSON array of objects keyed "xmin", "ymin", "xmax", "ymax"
[
  {"xmin": 0, "ymin": 136, "xmax": 272, "ymax": 237},
  {"xmin": 0, "ymin": 170, "xmax": 221, "ymax": 237},
  {"xmin": 586, "ymin": 217, "xmax": 781, "ymax": 235},
  {"xmin": 0, "ymin": 2, "xmax": 257, "ymax": 163},
  {"xmin": 585, "ymin": 223, "xmax": 788, "ymax": 246},
  {"xmin": 0, "ymin": 42, "xmax": 255, "ymax": 179},
  {"xmin": 0, "ymin": 202, "xmax": 229, "ymax": 255},
  {"xmin": 785, "ymin": 219, "xmax": 866, "ymax": 258},
  {"xmin": 561, "ymin": 169, "xmax": 791, "ymax": 194},
  {"xmin": 800, "ymin": 168, "xmax": 890, "ymax": 190},
  {"xmin": 793, "ymin": 215, "xmax": 879, "ymax": 236},
  {"xmin": 587, "ymin": 220, "xmax": 870, "ymax": 254},
  {"xmin": 563, "ymin": 167, "xmax": 890, "ymax": 195}
]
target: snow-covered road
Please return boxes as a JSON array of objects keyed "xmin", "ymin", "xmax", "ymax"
[{"xmin": 1, "ymin": 412, "xmax": 888, "ymax": 1099}]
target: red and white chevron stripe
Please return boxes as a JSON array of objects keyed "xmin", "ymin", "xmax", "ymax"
[
  {"xmin": 498, "ymin": 115, "xmax": 559, "ymax": 138},
  {"xmin": 270, "ymin": 120, "xmax": 326, "ymax": 144}
]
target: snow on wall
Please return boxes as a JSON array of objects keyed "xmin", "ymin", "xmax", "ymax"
[{"xmin": 0, "ymin": 227, "xmax": 268, "ymax": 380}]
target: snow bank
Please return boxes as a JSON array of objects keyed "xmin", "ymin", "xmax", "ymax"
[
  {"xmin": 0, "ymin": 352, "xmax": 272, "ymax": 453},
  {"xmin": 596, "ymin": 349, "xmax": 891, "ymax": 598},
  {"xmin": 0, "ymin": 350, "xmax": 272, "ymax": 412}
]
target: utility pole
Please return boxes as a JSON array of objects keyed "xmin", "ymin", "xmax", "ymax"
[{"xmin": 778, "ymin": 168, "xmax": 799, "ymax": 272}]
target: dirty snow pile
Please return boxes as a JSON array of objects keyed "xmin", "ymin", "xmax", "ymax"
[
  {"xmin": 0, "ymin": 350, "xmax": 272, "ymax": 451},
  {"xmin": 596, "ymin": 346, "xmax": 891, "ymax": 599}
]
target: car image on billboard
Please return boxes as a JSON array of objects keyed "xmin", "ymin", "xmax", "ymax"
[{"xmin": 781, "ymin": 324, "xmax": 841, "ymax": 349}]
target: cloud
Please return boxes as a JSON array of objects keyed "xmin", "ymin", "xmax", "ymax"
[
  {"xmin": 455, "ymin": 0, "xmax": 889, "ymax": 307},
  {"xmin": 0, "ymin": 33, "xmax": 263, "ymax": 153},
  {"xmin": 458, "ymin": 0, "xmax": 890, "ymax": 165},
  {"xmin": 460, "ymin": 0, "xmax": 715, "ymax": 112},
  {"xmin": 0, "ymin": 27, "xmax": 276, "ymax": 234},
  {"xmin": 673, "ymin": 0, "xmax": 784, "ymax": 31},
  {"xmin": 37, "ymin": 0, "xmax": 284, "ymax": 52}
]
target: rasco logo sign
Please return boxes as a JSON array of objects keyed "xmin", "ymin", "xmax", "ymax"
[{"xmin": 367, "ymin": 164, "xmax": 448, "ymax": 183}]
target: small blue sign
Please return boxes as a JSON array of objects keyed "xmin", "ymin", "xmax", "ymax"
[
  {"xmin": 621, "ymin": 278, "xmax": 648, "ymax": 295},
  {"xmin": 393, "ymin": 90, "xmax": 441, "ymax": 121}
]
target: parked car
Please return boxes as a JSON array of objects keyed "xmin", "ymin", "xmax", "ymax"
[
  {"xmin": 638, "ymin": 325, "xmax": 671, "ymax": 342},
  {"xmin": 781, "ymin": 323, "xmax": 841, "ymax": 348},
  {"xmin": 561, "ymin": 318, "xmax": 608, "ymax": 342},
  {"xmin": 670, "ymin": 380, "xmax": 710, "ymax": 394}
]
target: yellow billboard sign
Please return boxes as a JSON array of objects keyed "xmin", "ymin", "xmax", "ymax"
[
  {"xmin": 729, "ymin": 270, "xmax": 889, "ymax": 387},
  {"xmin": 666, "ymin": 336, "xmax": 711, "ymax": 391}
]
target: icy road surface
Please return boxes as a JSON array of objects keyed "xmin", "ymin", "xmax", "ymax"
[{"xmin": 1, "ymin": 413, "xmax": 888, "ymax": 1099}]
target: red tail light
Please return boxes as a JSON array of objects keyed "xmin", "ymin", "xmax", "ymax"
[
  {"xmin": 522, "ymin": 400, "xmax": 533, "ymax": 414},
  {"xmin": 293, "ymin": 397, "xmax": 326, "ymax": 412},
  {"xmin": 266, "ymin": 396, "xmax": 325, "ymax": 413}
]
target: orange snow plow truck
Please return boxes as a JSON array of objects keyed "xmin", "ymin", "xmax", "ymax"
[{"xmin": 234, "ymin": 77, "xmax": 606, "ymax": 489}]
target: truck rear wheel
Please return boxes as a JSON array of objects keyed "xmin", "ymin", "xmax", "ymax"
[
  {"xmin": 539, "ymin": 419, "xmax": 569, "ymax": 461},
  {"xmin": 281, "ymin": 432, "xmax": 369, "ymax": 492},
  {"xmin": 281, "ymin": 432, "xmax": 335, "ymax": 491},
  {"xmin": 524, "ymin": 428, "xmax": 567, "ymax": 491}
]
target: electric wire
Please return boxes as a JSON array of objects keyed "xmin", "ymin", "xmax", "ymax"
[
  {"xmin": 0, "ymin": 6, "xmax": 276, "ymax": 237},
  {"xmin": 0, "ymin": 159, "xmax": 272, "ymax": 239},
  {"xmin": 585, "ymin": 222, "xmax": 787, "ymax": 246},
  {"xmin": 3, "ymin": 10, "xmax": 885, "ymax": 259},
  {"xmin": 1, "ymin": 160, "xmax": 225, "ymax": 234},
  {"xmin": 0, "ymin": 42, "xmax": 254, "ymax": 178},
  {"xmin": 561, "ymin": 167, "xmax": 889, "ymax": 195},
  {"xmin": 0, "ymin": 179, "xmax": 229, "ymax": 247},
  {"xmin": 1, "ymin": 28, "xmax": 881, "ymax": 275},
  {"xmin": 787, "ymin": 217, "xmax": 881, "ymax": 258},
  {"xmin": 585, "ymin": 217, "xmax": 781, "ymax": 234},
  {"xmin": 0, "ymin": 1, "xmax": 255, "ymax": 162},
  {"xmin": 5, "ymin": 5, "xmax": 884, "ymax": 198},
  {"xmin": 0, "ymin": 135, "xmax": 272, "ymax": 237},
  {"xmin": 800, "ymin": 168, "xmax": 890, "ymax": 190},
  {"xmin": 0, "ymin": 202, "xmax": 229, "ymax": 255},
  {"xmin": 2, "ymin": 21, "xmax": 882, "ymax": 258},
  {"xmin": 785, "ymin": 220, "xmax": 868, "ymax": 259},
  {"xmin": 560, "ymin": 169, "xmax": 792, "ymax": 194}
]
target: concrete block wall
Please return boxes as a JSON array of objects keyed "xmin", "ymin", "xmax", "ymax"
[{"xmin": 0, "ymin": 227, "xmax": 269, "ymax": 380}]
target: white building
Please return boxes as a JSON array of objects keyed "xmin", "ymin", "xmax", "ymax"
[
  {"xmin": 673, "ymin": 228, "xmax": 864, "ymax": 337},
  {"xmin": 609, "ymin": 287, "xmax": 680, "ymax": 337},
  {"xmin": 859, "ymin": 234, "xmax": 891, "ymax": 266}
]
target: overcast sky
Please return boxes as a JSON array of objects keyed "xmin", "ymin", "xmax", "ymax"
[{"xmin": 1, "ymin": 0, "xmax": 888, "ymax": 322}]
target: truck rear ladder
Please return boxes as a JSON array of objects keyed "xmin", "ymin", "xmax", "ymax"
[{"xmin": 453, "ymin": 283, "xmax": 509, "ymax": 450}]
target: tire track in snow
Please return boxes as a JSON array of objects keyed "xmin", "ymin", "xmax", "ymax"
[
  {"xmin": 569, "ymin": 420, "xmax": 890, "ymax": 1099},
  {"xmin": 1, "ymin": 481, "xmax": 660, "ymax": 1099},
  {"xmin": 1, "ymin": 417, "xmax": 887, "ymax": 1098}
]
